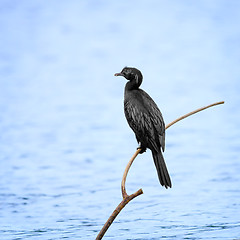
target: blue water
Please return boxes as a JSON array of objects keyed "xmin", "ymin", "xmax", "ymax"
[{"xmin": 1, "ymin": 1, "xmax": 240, "ymax": 239}]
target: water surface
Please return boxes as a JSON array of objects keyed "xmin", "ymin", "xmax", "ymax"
[{"xmin": 0, "ymin": 1, "xmax": 240, "ymax": 239}]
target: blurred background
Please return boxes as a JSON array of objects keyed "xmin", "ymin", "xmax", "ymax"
[{"xmin": 0, "ymin": 1, "xmax": 239, "ymax": 239}]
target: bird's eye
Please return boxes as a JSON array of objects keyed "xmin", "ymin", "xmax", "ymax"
[{"xmin": 130, "ymin": 73, "xmax": 135, "ymax": 78}]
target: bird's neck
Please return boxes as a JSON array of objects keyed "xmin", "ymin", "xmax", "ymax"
[{"xmin": 125, "ymin": 80, "xmax": 141, "ymax": 91}]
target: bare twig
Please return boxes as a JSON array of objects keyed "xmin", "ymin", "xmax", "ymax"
[
  {"xmin": 165, "ymin": 101, "xmax": 224, "ymax": 129},
  {"xmin": 121, "ymin": 148, "xmax": 141, "ymax": 198},
  {"xmin": 96, "ymin": 101, "xmax": 224, "ymax": 240}
]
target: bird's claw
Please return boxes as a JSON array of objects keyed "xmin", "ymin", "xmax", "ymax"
[{"xmin": 137, "ymin": 146, "xmax": 146, "ymax": 154}]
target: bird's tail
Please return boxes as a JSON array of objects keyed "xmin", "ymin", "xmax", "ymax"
[{"xmin": 152, "ymin": 151, "xmax": 172, "ymax": 188}]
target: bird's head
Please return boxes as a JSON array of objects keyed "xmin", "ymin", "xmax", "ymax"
[{"xmin": 114, "ymin": 67, "xmax": 143, "ymax": 88}]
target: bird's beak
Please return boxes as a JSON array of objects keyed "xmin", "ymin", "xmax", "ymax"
[{"xmin": 114, "ymin": 72, "xmax": 123, "ymax": 76}]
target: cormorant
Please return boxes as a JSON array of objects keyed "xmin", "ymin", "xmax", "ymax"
[{"xmin": 115, "ymin": 67, "xmax": 171, "ymax": 188}]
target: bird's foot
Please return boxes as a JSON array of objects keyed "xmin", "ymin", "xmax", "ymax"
[{"xmin": 137, "ymin": 145, "xmax": 146, "ymax": 154}]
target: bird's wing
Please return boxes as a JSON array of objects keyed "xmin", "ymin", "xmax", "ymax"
[
  {"xmin": 148, "ymin": 102, "xmax": 165, "ymax": 151},
  {"xmin": 124, "ymin": 99, "xmax": 160, "ymax": 152},
  {"xmin": 139, "ymin": 90, "xmax": 165, "ymax": 151}
]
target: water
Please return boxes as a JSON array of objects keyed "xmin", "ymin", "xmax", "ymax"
[{"xmin": 0, "ymin": 1, "xmax": 240, "ymax": 239}]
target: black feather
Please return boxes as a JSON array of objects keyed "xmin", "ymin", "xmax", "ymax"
[{"xmin": 116, "ymin": 67, "xmax": 171, "ymax": 188}]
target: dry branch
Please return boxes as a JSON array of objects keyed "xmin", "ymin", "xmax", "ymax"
[
  {"xmin": 96, "ymin": 101, "xmax": 224, "ymax": 240},
  {"xmin": 165, "ymin": 101, "xmax": 224, "ymax": 129}
]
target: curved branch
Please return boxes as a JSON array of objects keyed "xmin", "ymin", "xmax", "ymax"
[
  {"xmin": 96, "ymin": 149, "xmax": 143, "ymax": 240},
  {"xmin": 96, "ymin": 101, "xmax": 224, "ymax": 240},
  {"xmin": 165, "ymin": 101, "xmax": 224, "ymax": 129},
  {"xmin": 121, "ymin": 148, "xmax": 141, "ymax": 198}
]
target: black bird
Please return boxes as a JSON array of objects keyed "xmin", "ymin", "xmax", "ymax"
[{"xmin": 115, "ymin": 67, "xmax": 171, "ymax": 188}]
